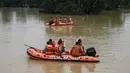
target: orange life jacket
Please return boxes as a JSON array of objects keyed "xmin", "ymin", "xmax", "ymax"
[
  {"xmin": 54, "ymin": 44, "xmax": 61, "ymax": 55},
  {"xmin": 70, "ymin": 45, "xmax": 82, "ymax": 57},
  {"xmin": 64, "ymin": 18, "xmax": 67, "ymax": 23},
  {"xmin": 57, "ymin": 18, "xmax": 59, "ymax": 23},
  {"xmin": 53, "ymin": 18, "xmax": 56, "ymax": 23},
  {"xmin": 69, "ymin": 18, "xmax": 72, "ymax": 22},
  {"xmin": 45, "ymin": 45, "xmax": 53, "ymax": 55}
]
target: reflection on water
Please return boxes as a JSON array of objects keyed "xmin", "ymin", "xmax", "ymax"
[
  {"xmin": 42, "ymin": 11, "xmax": 123, "ymax": 37},
  {"xmin": 85, "ymin": 63, "xmax": 96, "ymax": 72},
  {"xmin": 27, "ymin": 58, "xmax": 97, "ymax": 73},
  {"xmin": 46, "ymin": 26, "xmax": 73, "ymax": 36},
  {"xmin": 70, "ymin": 63, "xmax": 82, "ymax": 73},
  {"xmin": 0, "ymin": 8, "xmax": 130, "ymax": 73},
  {"xmin": 41, "ymin": 11, "xmax": 123, "ymax": 27},
  {"xmin": 0, "ymin": 8, "xmax": 28, "ymax": 25}
]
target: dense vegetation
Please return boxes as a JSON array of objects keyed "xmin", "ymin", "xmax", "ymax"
[{"xmin": 0, "ymin": 0, "xmax": 130, "ymax": 14}]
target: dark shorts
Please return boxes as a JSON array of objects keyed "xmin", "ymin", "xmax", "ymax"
[{"xmin": 49, "ymin": 21, "xmax": 53, "ymax": 25}]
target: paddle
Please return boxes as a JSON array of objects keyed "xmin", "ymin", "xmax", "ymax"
[
  {"xmin": 24, "ymin": 44, "xmax": 43, "ymax": 53},
  {"xmin": 24, "ymin": 44, "xmax": 36, "ymax": 49}
]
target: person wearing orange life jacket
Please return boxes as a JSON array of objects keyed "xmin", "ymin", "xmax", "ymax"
[
  {"xmin": 54, "ymin": 39, "xmax": 65, "ymax": 55},
  {"xmin": 49, "ymin": 39, "xmax": 55, "ymax": 47},
  {"xmin": 68, "ymin": 16, "xmax": 73, "ymax": 23},
  {"xmin": 70, "ymin": 42, "xmax": 82, "ymax": 57},
  {"xmin": 53, "ymin": 17, "xmax": 56, "ymax": 23},
  {"xmin": 63, "ymin": 17, "xmax": 67, "ymax": 23},
  {"xmin": 50, "ymin": 17, "xmax": 53, "ymax": 21},
  {"xmin": 48, "ymin": 17, "xmax": 54, "ymax": 27},
  {"xmin": 56, "ymin": 17, "xmax": 60, "ymax": 24},
  {"xmin": 59, "ymin": 17, "xmax": 62, "ymax": 23},
  {"xmin": 55, "ymin": 17, "xmax": 58, "ymax": 24},
  {"xmin": 43, "ymin": 41, "xmax": 54, "ymax": 55},
  {"xmin": 54, "ymin": 44, "xmax": 60, "ymax": 55}
]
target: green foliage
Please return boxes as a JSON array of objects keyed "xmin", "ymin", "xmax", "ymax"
[
  {"xmin": 39, "ymin": 0, "xmax": 105, "ymax": 15},
  {"xmin": 0, "ymin": 0, "xmax": 130, "ymax": 14}
]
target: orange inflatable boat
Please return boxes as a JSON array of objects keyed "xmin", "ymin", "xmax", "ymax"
[
  {"xmin": 45, "ymin": 22, "xmax": 73, "ymax": 26},
  {"xmin": 26, "ymin": 48, "xmax": 100, "ymax": 62}
]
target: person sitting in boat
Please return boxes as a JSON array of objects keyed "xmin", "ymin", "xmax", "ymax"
[
  {"xmin": 55, "ymin": 17, "xmax": 58, "ymax": 24},
  {"xmin": 53, "ymin": 17, "xmax": 56, "ymax": 23},
  {"xmin": 86, "ymin": 47, "xmax": 96, "ymax": 57},
  {"xmin": 70, "ymin": 42, "xmax": 82, "ymax": 57},
  {"xmin": 43, "ymin": 41, "xmax": 54, "ymax": 55},
  {"xmin": 61, "ymin": 39, "xmax": 65, "ymax": 46},
  {"xmin": 50, "ymin": 17, "xmax": 53, "ymax": 21},
  {"xmin": 49, "ymin": 19, "xmax": 54, "ymax": 26},
  {"xmin": 56, "ymin": 17, "xmax": 59, "ymax": 24},
  {"xmin": 54, "ymin": 39, "xmax": 65, "ymax": 55},
  {"xmin": 77, "ymin": 39, "xmax": 85, "ymax": 55},
  {"xmin": 59, "ymin": 17, "xmax": 62, "ymax": 23},
  {"xmin": 49, "ymin": 39, "xmax": 55, "ymax": 47},
  {"xmin": 48, "ymin": 17, "xmax": 54, "ymax": 26},
  {"xmin": 59, "ymin": 39, "xmax": 65, "ymax": 49},
  {"xmin": 77, "ymin": 39, "xmax": 82, "ymax": 46},
  {"xmin": 68, "ymin": 16, "xmax": 73, "ymax": 23},
  {"xmin": 63, "ymin": 17, "xmax": 67, "ymax": 23}
]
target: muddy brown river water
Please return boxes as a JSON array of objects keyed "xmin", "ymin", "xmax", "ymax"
[{"xmin": 0, "ymin": 8, "xmax": 130, "ymax": 73}]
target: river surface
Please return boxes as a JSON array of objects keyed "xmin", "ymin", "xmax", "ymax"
[{"xmin": 0, "ymin": 8, "xmax": 130, "ymax": 73}]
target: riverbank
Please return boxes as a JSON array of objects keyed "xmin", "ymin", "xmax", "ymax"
[
  {"xmin": 39, "ymin": 8, "xmax": 130, "ymax": 16},
  {"xmin": 38, "ymin": 8, "xmax": 102, "ymax": 15}
]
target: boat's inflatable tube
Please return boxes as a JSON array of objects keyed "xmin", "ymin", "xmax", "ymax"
[
  {"xmin": 26, "ymin": 48, "xmax": 100, "ymax": 62},
  {"xmin": 45, "ymin": 22, "xmax": 73, "ymax": 26}
]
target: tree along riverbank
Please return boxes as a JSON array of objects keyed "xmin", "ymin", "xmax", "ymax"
[{"xmin": 0, "ymin": 0, "xmax": 130, "ymax": 15}]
